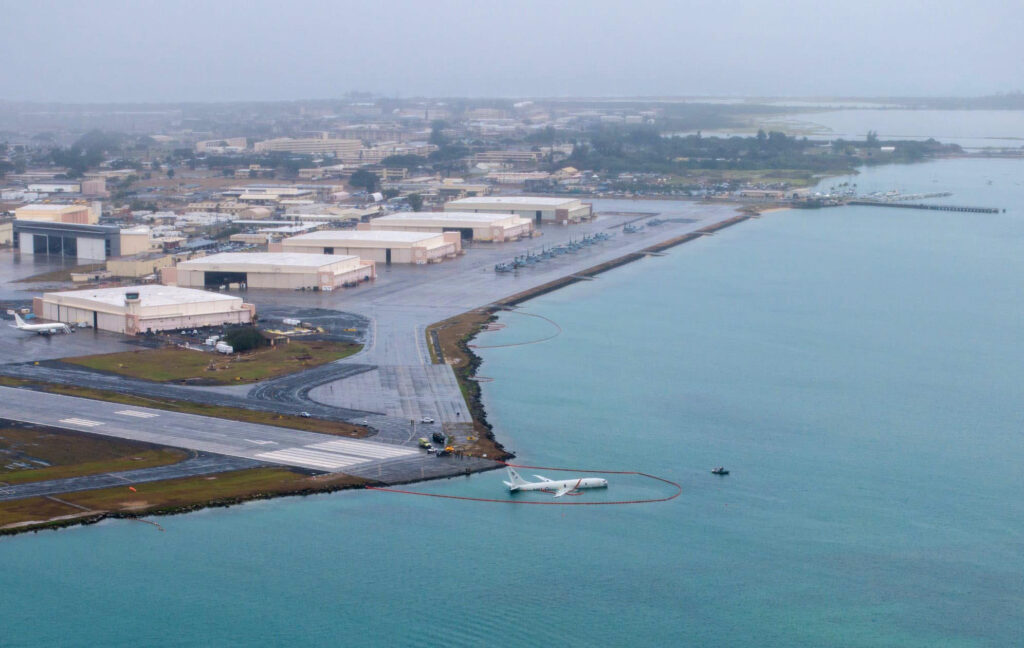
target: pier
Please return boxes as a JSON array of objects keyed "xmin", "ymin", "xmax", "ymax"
[{"xmin": 847, "ymin": 200, "xmax": 1001, "ymax": 214}]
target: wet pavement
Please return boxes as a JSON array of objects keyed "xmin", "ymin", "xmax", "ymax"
[{"xmin": 0, "ymin": 200, "xmax": 745, "ymax": 487}]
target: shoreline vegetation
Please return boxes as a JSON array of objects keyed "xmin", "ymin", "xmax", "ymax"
[
  {"xmin": 3, "ymin": 209, "xmax": 757, "ymax": 538},
  {"xmin": 559, "ymin": 128, "xmax": 962, "ymax": 189},
  {"xmin": 1, "ymin": 466, "xmax": 367, "ymax": 536}
]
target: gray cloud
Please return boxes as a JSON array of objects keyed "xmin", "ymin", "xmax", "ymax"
[{"xmin": 1, "ymin": 0, "xmax": 1020, "ymax": 101}]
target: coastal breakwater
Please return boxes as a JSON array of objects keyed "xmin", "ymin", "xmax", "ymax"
[
  {"xmin": 495, "ymin": 213, "xmax": 751, "ymax": 307},
  {"xmin": 847, "ymin": 200, "xmax": 1001, "ymax": 213}
]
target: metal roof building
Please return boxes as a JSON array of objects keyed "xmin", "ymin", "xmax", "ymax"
[
  {"xmin": 36, "ymin": 285, "xmax": 254, "ymax": 335},
  {"xmin": 276, "ymin": 230, "xmax": 460, "ymax": 265},
  {"xmin": 365, "ymin": 211, "xmax": 533, "ymax": 242},
  {"xmin": 173, "ymin": 252, "xmax": 374, "ymax": 291},
  {"xmin": 444, "ymin": 196, "xmax": 592, "ymax": 224}
]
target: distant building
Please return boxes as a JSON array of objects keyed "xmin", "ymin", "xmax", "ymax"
[
  {"xmin": 444, "ymin": 196, "xmax": 592, "ymax": 224},
  {"xmin": 119, "ymin": 226, "xmax": 153, "ymax": 256},
  {"xmin": 80, "ymin": 178, "xmax": 108, "ymax": 197},
  {"xmin": 298, "ymin": 164, "xmax": 346, "ymax": 180},
  {"xmin": 27, "ymin": 182, "xmax": 80, "ymax": 194},
  {"xmin": 254, "ymin": 136, "xmax": 361, "ymax": 158},
  {"xmin": 356, "ymin": 142, "xmax": 437, "ymax": 165},
  {"xmin": 14, "ymin": 222, "xmax": 149, "ymax": 262},
  {"xmin": 473, "ymin": 150, "xmax": 542, "ymax": 167},
  {"xmin": 195, "ymin": 137, "xmax": 248, "ymax": 153},
  {"xmin": 15, "ymin": 222, "xmax": 117, "ymax": 260},
  {"xmin": 107, "ymin": 252, "xmax": 176, "ymax": 278},
  {"xmin": 234, "ymin": 164, "xmax": 274, "ymax": 179},
  {"xmin": 285, "ymin": 206, "xmax": 381, "ymax": 223},
  {"xmin": 437, "ymin": 181, "xmax": 489, "ymax": 200},
  {"xmin": 485, "ymin": 171, "xmax": 551, "ymax": 185},
  {"xmin": 185, "ymin": 200, "xmax": 249, "ymax": 215},
  {"xmin": 365, "ymin": 211, "xmax": 532, "ymax": 242},
  {"xmin": 36, "ymin": 285, "xmax": 254, "ymax": 334},
  {"xmin": 276, "ymin": 230, "xmax": 460, "ymax": 265},
  {"xmin": 15, "ymin": 204, "xmax": 96, "ymax": 225},
  {"xmin": 737, "ymin": 189, "xmax": 786, "ymax": 200},
  {"xmin": 6, "ymin": 170, "xmax": 71, "ymax": 183},
  {"xmin": 172, "ymin": 252, "xmax": 374, "ymax": 291},
  {"xmin": 223, "ymin": 185, "xmax": 341, "ymax": 203}
]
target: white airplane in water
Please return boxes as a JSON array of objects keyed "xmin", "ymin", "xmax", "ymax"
[
  {"xmin": 10, "ymin": 313, "xmax": 71, "ymax": 335},
  {"xmin": 504, "ymin": 467, "xmax": 608, "ymax": 498}
]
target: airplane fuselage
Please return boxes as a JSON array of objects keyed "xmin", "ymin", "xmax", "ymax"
[
  {"xmin": 10, "ymin": 314, "xmax": 71, "ymax": 335},
  {"xmin": 10, "ymin": 324, "xmax": 68, "ymax": 335},
  {"xmin": 509, "ymin": 477, "xmax": 608, "ymax": 493}
]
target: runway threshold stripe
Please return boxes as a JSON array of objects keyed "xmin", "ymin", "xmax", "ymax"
[
  {"xmin": 307, "ymin": 442, "xmax": 411, "ymax": 460},
  {"xmin": 254, "ymin": 451, "xmax": 347, "ymax": 470},
  {"xmin": 114, "ymin": 410, "xmax": 159, "ymax": 418},
  {"xmin": 309, "ymin": 439, "xmax": 419, "ymax": 459},
  {"xmin": 59, "ymin": 418, "xmax": 103, "ymax": 427},
  {"xmin": 255, "ymin": 448, "xmax": 366, "ymax": 469}
]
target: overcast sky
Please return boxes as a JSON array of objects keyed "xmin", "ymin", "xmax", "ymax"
[{"xmin": 2, "ymin": 0, "xmax": 1021, "ymax": 102}]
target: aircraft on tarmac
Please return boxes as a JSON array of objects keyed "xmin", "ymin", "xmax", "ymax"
[
  {"xmin": 10, "ymin": 313, "xmax": 72, "ymax": 335},
  {"xmin": 503, "ymin": 467, "xmax": 608, "ymax": 498}
]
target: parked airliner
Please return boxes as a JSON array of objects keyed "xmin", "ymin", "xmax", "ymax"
[
  {"xmin": 10, "ymin": 313, "xmax": 71, "ymax": 335},
  {"xmin": 503, "ymin": 467, "xmax": 608, "ymax": 498}
]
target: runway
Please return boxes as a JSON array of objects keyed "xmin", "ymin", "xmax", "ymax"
[{"xmin": 0, "ymin": 385, "xmax": 421, "ymax": 474}]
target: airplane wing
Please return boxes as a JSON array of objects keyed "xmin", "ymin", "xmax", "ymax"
[
  {"xmin": 532, "ymin": 475, "xmax": 554, "ymax": 482},
  {"xmin": 551, "ymin": 478, "xmax": 583, "ymax": 498},
  {"xmin": 551, "ymin": 484, "xmax": 574, "ymax": 498}
]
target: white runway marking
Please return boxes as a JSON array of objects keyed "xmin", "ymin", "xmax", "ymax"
[
  {"xmin": 244, "ymin": 439, "xmax": 277, "ymax": 446},
  {"xmin": 59, "ymin": 418, "xmax": 103, "ymax": 428},
  {"xmin": 114, "ymin": 410, "xmax": 159, "ymax": 419},
  {"xmin": 309, "ymin": 439, "xmax": 419, "ymax": 460},
  {"xmin": 255, "ymin": 448, "xmax": 367, "ymax": 470}
]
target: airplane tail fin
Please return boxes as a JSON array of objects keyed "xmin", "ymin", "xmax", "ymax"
[
  {"xmin": 13, "ymin": 313, "xmax": 25, "ymax": 328},
  {"xmin": 503, "ymin": 467, "xmax": 528, "ymax": 490}
]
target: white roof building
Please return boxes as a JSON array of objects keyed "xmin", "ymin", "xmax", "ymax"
[
  {"xmin": 444, "ymin": 196, "xmax": 592, "ymax": 224},
  {"xmin": 277, "ymin": 230, "xmax": 460, "ymax": 265},
  {"xmin": 37, "ymin": 285, "xmax": 254, "ymax": 335},
  {"xmin": 365, "ymin": 211, "xmax": 533, "ymax": 242},
  {"xmin": 173, "ymin": 252, "xmax": 374, "ymax": 291}
]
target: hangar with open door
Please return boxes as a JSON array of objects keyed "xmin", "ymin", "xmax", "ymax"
[
  {"xmin": 365, "ymin": 211, "xmax": 532, "ymax": 242},
  {"xmin": 174, "ymin": 252, "xmax": 375, "ymax": 290},
  {"xmin": 277, "ymin": 231, "xmax": 459, "ymax": 265}
]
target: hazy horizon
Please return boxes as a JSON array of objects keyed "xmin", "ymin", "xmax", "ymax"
[{"xmin": 2, "ymin": 0, "xmax": 1022, "ymax": 103}]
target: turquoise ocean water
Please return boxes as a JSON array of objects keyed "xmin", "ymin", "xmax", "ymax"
[{"xmin": 2, "ymin": 158, "xmax": 1023, "ymax": 646}]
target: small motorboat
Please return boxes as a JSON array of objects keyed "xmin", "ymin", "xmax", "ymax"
[{"xmin": 711, "ymin": 467, "xmax": 729, "ymax": 476}]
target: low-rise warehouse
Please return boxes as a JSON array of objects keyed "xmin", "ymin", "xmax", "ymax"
[
  {"xmin": 364, "ymin": 211, "xmax": 533, "ymax": 242},
  {"xmin": 274, "ymin": 230, "xmax": 460, "ymax": 265},
  {"xmin": 13, "ymin": 221, "xmax": 149, "ymax": 261},
  {"xmin": 15, "ymin": 204, "xmax": 97, "ymax": 225},
  {"xmin": 107, "ymin": 252, "xmax": 176, "ymax": 278},
  {"xmin": 171, "ymin": 252, "xmax": 375, "ymax": 291},
  {"xmin": 36, "ymin": 285, "xmax": 254, "ymax": 335},
  {"xmin": 444, "ymin": 196, "xmax": 592, "ymax": 224}
]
